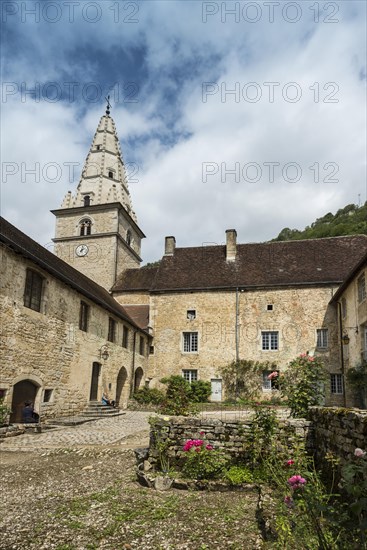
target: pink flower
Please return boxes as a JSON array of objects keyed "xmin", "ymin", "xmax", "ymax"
[
  {"xmin": 286, "ymin": 459, "xmax": 295, "ymax": 466},
  {"xmin": 267, "ymin": 371, "xmax": 278, "ymax": 380},
  {"xmin": 195, "ymin": 447, "xmax": 201, "ymax": 453},
  {"xmin": 183, "ymin": 439, "xmax": 204, "ymax": 452},
  {"xmin": 354, "ymin": 448, "xmax": 366, "ymax": 458},
  {"xmin": 183, "ymin": 440, "xmax": 194, "ymax": 452},
  {"xmin": 288, "ymin": 475, "xmax": 306, "ymax": 490},
  {"xmin": 199, "ymin": 431, "xmax": 205, "ymax": 436},
  {"xmin": 205, "ymin": 444, "xmax": 213, "ymax": 451}
]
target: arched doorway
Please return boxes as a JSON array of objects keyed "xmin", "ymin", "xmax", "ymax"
[
  {"xmin": 134, "ymin": 367, "xmax": 144, "ymax": 393},
  {"xmin": 115, "ymin": 367, "xmax": 128, "ymax": 407},
  {"xmin": 10, "ymin": 380, "xmax": 39, "ymax": 423}
]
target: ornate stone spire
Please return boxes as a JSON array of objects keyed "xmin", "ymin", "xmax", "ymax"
[{"xmin": 60, "ymin": 107, "xmax": 137, "ymax": 222}]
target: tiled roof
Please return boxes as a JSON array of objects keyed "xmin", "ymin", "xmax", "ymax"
[
  {"xmin": 330, "ymin": 251, "xmax": 367, "ymax": 303},
  {"xmin": 112, "ymin": 236, "xmax": 367, "ymax": 293},
  {"xmin": 0, "ymin": 217, "xmax": 145, "ymax": 331},
  {"xmin": 113, "ymin": 266, "xmax": 159, "ymax": 291},
  {"xmin": 122, "ymin": 305, "xmax": 150, "ymax": 330}
]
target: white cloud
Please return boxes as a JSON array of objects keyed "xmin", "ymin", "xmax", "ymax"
[{"xmin": 1, "ymin": 0, "xmax": 366, "ymax": 264}]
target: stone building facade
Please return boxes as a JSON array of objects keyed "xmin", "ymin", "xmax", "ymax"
[
  {"xmin": 330, "ymin": 253, "xmax": 367, "ymax": 407},
  {"xmin": 0, "ymin": 218, "xmax": 149, "ymax": 421},
  {"xmin": 1, "ymin": 106, "xmax": 367, "ymax": 417},
  {"xmin": 113, "ymin": 230, "xmax": 367, "ymax": 406}
]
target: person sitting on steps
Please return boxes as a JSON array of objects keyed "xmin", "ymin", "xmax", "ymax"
[
  {"xmin": 101, "ymin": 392, "xmax": 116, "ymax": 408},
  {"xmin": 22, "ymin": 401, "xmax": 40, "ymax": 423}
]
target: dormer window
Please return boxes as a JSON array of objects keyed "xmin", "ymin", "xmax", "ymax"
[
  {"xmin": 108, "ymin": 171, "xmax": 114, "ymax": 179},
  {"xmin": 126, "ymin": 230, "xmax": 132, "ymax": 246},
  {"xmin": 80, "ymin": 219, "xmax": 92, "ymax": 236},
  {"xmin": 83, "ymin": 195, "xmax": 90, "ymax": 207},
  {"xmin": 96, "ymin": 145, "xmax": 101, "ymax": 151}
]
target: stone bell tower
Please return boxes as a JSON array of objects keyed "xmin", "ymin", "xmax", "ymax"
[{"xmin": 52, "ymin": 101, "xmax": 145, "ymax": 291}]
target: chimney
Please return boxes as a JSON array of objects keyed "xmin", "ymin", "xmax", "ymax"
[
  {"xmin": 226, "ymin": 229, "xmax": 237, "ymax": 262},
  {"xmin": 164, "ymin": 236, "xmax": 176, "ymax": 256}
]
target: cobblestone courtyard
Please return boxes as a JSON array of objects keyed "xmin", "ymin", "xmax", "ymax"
[{"xmin": 0, "ymin": 412, "xmax": 264, "ymax": 550}]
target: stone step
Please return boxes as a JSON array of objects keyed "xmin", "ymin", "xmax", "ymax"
[
  {"xmin": 84, "ymin": 402, "xmax": 121, "ymax": 417},
  {"xmin": 83, "ymin": 411, "xmax": 123, "ymax": 418}
]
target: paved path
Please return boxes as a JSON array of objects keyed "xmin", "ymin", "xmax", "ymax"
[{"xmin": 0, "ymin": 411, "xmax": 152, "ymax": 452}]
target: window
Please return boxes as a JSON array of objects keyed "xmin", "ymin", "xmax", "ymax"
[
  {"xmin": 149, "ymin": 345, "xmax": 155, "ymax": 355},
  {"xmin": 267, "ymin": 304, "xmax": 273, "ymax": 311},
  {"xmin": 183, "ymin": 332, "xmax": 198, "ymax": 353},
  {"xmin": 358, "ymin": 273, "xmax": 366, "ymax": 303},
  {"xmin": 79, "ymin": 219, "xmax": 92, "ymax": 236},
  {"xmin": 330, "ymin": 374, "xmax": 343, "ymax": 395},
  {"xmin": 262, "ymin": 370, "xmax": 279, "ymax": 390},
  {"xmin": 126, "ymin": 230, "xmax": 132, "ymax": 246},
  {"xmin": 108, "ymin": 171, "xmax": 114, "ymax": 179},
  {"xmin": 182, "ymin": 370, "xmax": 198, "ymax": 383},
  {"xmin": 122, "ymin": 326, "xmax": 129, "ymax": 348},
  {"xmin": 108, "ymin": 318, "xmax": 117, "ymax": 343},
  {"xmin": 96, "ymin": 145, "xmax": 101, "ymax": 150},
  {"xmin": 139, "ymin": 335, "xmax": 145, "ymax": 356},
  {"xmin": 261, "ymin": 331, "xmax": 279, "ymax": 351},
  {"xmin": 317, "ymin": 329, "xmax": 328, "ymax": 349},
  {"xmin": 79, "ymin": 301, "xmax": 89, "ymax": 332},
  {"xmin": 43, "ymin": 389, "xmax": 53, "ymax": 402},
  {"xmin": 24, "ymin": 269, "xmax": 43, "ymax": 312},
  {"xmin": 187, "ymin": 310, "xmax": 196, "ymax": 320},
  {"xmin": 341, "ymin": 297, "xmax": 347, "ymax": 319},
  {"xmin": 83, "ymin": 195, "xmax": 90, "ymax": 207}
]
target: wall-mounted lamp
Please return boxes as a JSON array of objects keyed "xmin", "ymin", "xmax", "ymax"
[
  {"xmin": 342, "ymin": 334, "xmax": 350, "ymax": 346},
  {"xmin": 342, "ymin": 326, "xmax": 359, "ymax": 345},
  {"xmin": 99, "ymin": 345, "xmax": 109, "ymax": 361}
]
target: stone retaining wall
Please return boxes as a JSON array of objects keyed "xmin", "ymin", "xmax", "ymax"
[
  {"xmin": 148, "ymin": 408, "xmax": 367, "ymax": 472},
  {"xmin": 149, "ymin": 415, "xmax": 312, "ymax": 466},
  {"xmin": 309, "ymin": 407, "xmax": 367, "ymax": 465}
]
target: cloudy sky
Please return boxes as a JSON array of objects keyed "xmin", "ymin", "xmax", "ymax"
[{"xmin": 1, "ymin": 0, "xmax": 366, "ymax": 263}]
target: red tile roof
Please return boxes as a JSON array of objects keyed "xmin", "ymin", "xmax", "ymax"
[
  {"xmin": 0, "ymin": 217, "xmax": 145, "ymax": 331},
  {"xmin": 112, "ymin": 236, "xmax": 367, "ymax": 293},
  {"xmin": 122, "ymin": 305, "xmax": 150, "ymax": 330}
]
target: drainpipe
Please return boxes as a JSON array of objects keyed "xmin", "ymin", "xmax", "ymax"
[
  {"xmin": 337, "ymin": 302, "xmax": 347, "ymax": 407},
  {"xmin": 235, "ymin": 287, "xmax": 240, "ymax": 398},
  {"xmin": 130, "ymin": 330, "xmax": 137, "ymax": 398}
]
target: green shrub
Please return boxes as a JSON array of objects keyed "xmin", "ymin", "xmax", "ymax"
[
  {"xmin": 0, "ymin": 398, "xmax": 11, "ymax": 426},
  {"xmin": 189, "ymin": 380, "xmax": 211, "ymax": 403},
  {"xmin": 133, "ymin": 387, "xmax": 165, "ymax": 405},
  {"xmin": 182, "ymin": 443, "xmax": 230, "ymax": 480},
  {"xmin": 224, "ymin": 466, "xmax": 254, "ymax": 485},
  {"xmin": 280, "ymin": 353, "xmax": 326, "ymax": 418},
  {"xmin": 160, "ymin": 376, "xmax": 197, "ymax": 416}
]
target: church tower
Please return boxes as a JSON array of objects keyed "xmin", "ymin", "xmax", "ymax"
[{"xmin": 52, "ymin": 103, "xmax": 145, "ymax": 291}]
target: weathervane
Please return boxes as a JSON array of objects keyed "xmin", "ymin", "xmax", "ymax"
[{"xmin": 105, "ymin": 95, "xmax": 111, "ymax": 116}]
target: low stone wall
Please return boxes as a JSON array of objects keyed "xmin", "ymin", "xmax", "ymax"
[
  {"xmin": 149, "ymin": 416, "xmax": 312, "ymax": 467},
  {"xmin": 309, "ymin": 407, "xmax": 367, "ymax": 465}
]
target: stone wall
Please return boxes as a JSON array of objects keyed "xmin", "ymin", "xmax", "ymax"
[
  {"xmin": 309, "ymin": 406, "xmax": 367, "ymax": 465},
  {"xmin": 0, "ymin": 243, "xmax": 148, "ymax": 420},
  {"xmin": 117, "ymin": 286, "xmax": 343, "ymax": 405},
  {"xmin": 148, "ymin": 414, "xmax": 312, "ymax": 466},
  {"xmin": 148, "ymin": 408, "xmax": 367, "ymax": 473}
]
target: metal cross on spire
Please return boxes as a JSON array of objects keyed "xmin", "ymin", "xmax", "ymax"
[{"xmin": 105, "ymin": 95, "xmax": 111, "ymax": 116}]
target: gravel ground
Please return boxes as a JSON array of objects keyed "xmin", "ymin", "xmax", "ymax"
[{"xmin": 0, "ymin": 415, "xmax": 266, "ymax": 550}]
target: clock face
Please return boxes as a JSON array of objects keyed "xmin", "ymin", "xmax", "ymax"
[{"xmin": 75, "ymin": 244, "xmax": 89, "ymax": 257}]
